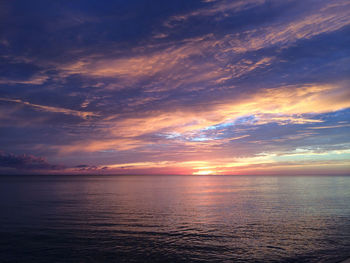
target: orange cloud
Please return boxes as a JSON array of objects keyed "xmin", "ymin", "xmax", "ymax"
[
  {"xmin": 71, "ymin": 148, "xmax": 350, "ymax": 175},
  {"xmin": 53, "ymin": 83, "xmax": 350, "ymax": 154},
  {"xmin": 55, "ymin": 1, "xmax": 350, "ymax": 99}
]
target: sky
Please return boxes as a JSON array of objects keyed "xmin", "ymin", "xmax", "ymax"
[{"xmin": 0, "ymin": 0, "xmax": 349, "ymax": 175}]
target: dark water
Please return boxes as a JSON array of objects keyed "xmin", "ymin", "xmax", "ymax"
[{"xmin": 0, "ymin": 175, "xmax": 349, "ymax": 263}]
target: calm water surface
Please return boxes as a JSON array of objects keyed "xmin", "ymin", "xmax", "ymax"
[{"xmin": 0, "ymin": 175, "xmax": 349, "ymax": 263}]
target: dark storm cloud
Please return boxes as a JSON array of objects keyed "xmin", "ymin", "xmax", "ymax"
[{"xmin": 0, "ymin": 151, "xmax": 64, "ymax": 170}]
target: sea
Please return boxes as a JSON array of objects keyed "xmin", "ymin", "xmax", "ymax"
[{"xmin": 0, "ymin": 175, "xmax": 349, "ymax": 263}]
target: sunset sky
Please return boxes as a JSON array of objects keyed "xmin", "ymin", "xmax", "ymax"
[{"xmin": 0, "ymin": 0, "xmax": 349, "ymax": 175}]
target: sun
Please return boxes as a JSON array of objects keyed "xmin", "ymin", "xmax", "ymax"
[{"xmin": 193, "ymin": 170, "xmax": 216, "ymax": 175}]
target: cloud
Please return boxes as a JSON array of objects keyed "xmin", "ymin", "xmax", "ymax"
[
  {"xmin": 0, "ymin": 98, "xmax": 99, "ymax": 119},
  {"xmin": 74, "ymin": 164, "xmax": 108, "ymax": 171},
  {"xmin": 53, "ymin": 83, "xmax": 350, "ymax": 154},
  {"xmin": 49, "ymin": 1, "xmax": 350, "ymax": 99},
  {"xmin": 0, "ymin": 151, "xmax": 64, "ymax": 171},
  {"xmin": 307, "ymin": 124, "xmax": 350, "ymax": 129},
  {"xmin": 1, "ymin": 0, "xmax": 349, "ymax": 174},
  {"xmin": 57, "ymin": 138, "xmax": 147, "ymax": 153},
  {"xmin": 163, "ymin": 0, "xmax": 266, "ymax": 28},
  {"xmin": 219, "ymin": 1, "xmax": 350, "ymax": 53},
  {"xmin": 87, "ymin": 148, "xmax": 350, "ymax": 175},
  {"xmin": 0, "ymin": 74, "xmax": 48, "ymax": 85},
  {"xmin": 58, "ymin": 34, "xmax": 221, "ymax": 90}
]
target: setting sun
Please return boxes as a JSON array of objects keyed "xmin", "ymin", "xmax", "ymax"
[
  {"xmin": 193, "ymin": 170, "xmax": 217, "ymax": 175},
  {"xmin": 1, "ymin": 0, "xmax": 350, "ymax": 262}
]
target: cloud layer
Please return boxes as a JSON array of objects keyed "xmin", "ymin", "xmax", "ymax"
[{"xmin": 0, "ymin": 0, "xmax": 349, "ymax": 174}]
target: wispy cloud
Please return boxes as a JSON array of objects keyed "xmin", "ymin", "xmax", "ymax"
[
  {"xmin": 307, "ymin": 124, "xmax": 350, "ymax": 129},
  {"xmin": 218, "ymin": 1, "xmax": 350, "ymax": 53},
  {"xmin": 0, "ymin": 98, "xmax": 99, "ymax": 119},
  {"xmin": 53, "ymin": 83, "xmax": 350, "ymax": 155},
  {"xmin": 1, "ymin": 0, "xmax": 349, "ymax": 174},
  {"xmin": 163, "ymin": 0, "xmax": 267, "ymax": 28}
]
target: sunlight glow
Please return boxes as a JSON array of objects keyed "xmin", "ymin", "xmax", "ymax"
[{"xmin": 193, "ymin": 170, "xmax": 217, "ymax": 175}]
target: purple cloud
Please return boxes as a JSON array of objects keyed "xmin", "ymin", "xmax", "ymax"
[{"xmin": 0, "ymin": 151, "xmax": 64, "ymax": 171}]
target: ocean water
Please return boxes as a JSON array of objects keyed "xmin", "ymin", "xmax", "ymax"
[{"xmin": 0, "ymin": 175, "xmax": 349, "ymax": 263}]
